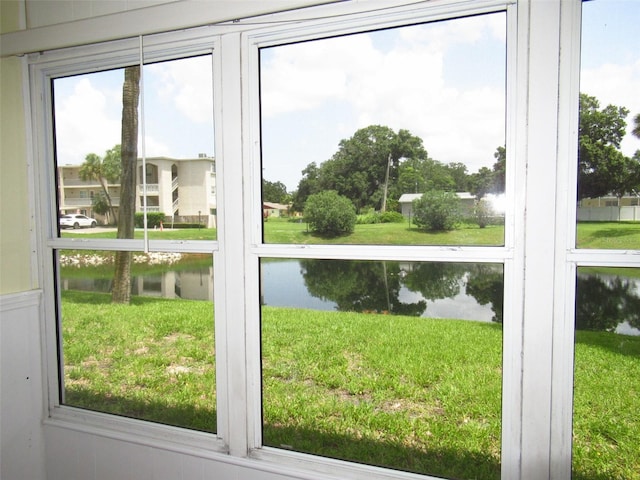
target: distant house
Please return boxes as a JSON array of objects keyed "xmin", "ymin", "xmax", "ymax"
[
  {"xmin": 263, "ymin": 202, "xmax": 290, "ymax": 218},
  {"xmin": 398, "ymin": 192, "xmax": 476, "ymax": 219},
  {"xmin": 58, "ymin": 155, "xmax": 217, "ymax": 227}
]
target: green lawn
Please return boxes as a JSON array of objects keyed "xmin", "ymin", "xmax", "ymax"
[
  {"xmin": 61, "ymin": 291, "xmax": 640, "ymax": 480},
  {"xmin": 62, "ymin": 219, "xmax": 640, "ymax": 249}
]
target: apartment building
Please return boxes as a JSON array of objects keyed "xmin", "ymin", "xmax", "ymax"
[{"xmin": 58, "ymin": 155, "xmax": 217, "ymax": 227}]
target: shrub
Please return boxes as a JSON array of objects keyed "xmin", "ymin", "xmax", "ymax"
[
  {"xmin": 379, "ymin": 211, "xmax": 404, "ymax": 223},
  {"xmin": 134, "ymin": 212, "xmax": 166, "ymax": 228},
  {"xmin": 412, "ymin": 190, "xmax": 460, "ymax": 231},
  {"xmin": 356, "ymin": 209, "xmax": 405, "ymax": 225},
  {"xmin": 304, "ymin": 190, "xmax": 357, "ymax": 236},
  {"xmin": 474, "ymin": 198, "xmax": 494, "ymax": 229}
]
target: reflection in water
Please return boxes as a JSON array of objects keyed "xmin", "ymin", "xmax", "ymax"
[
  {"xmin": 263, "ymin": 259, "xmax": 503, "ymax": 322},
  {"xmin": 576, "ymin": 271, "xmax": 640, "ymax": 336},
  {"xmin": 60, "ymin": 257, "xmax": 640, "ymax": 335}
]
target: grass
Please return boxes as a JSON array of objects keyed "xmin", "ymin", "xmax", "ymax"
[
  {"xmin": 61, "ymin": 291, "xmax": 216, "ymax": 432},
  {"xmin": 62, "ymin": 219, "xmax": 640, "ymax": 249},
  {"xmin": 61, "ymin": 291, "xmax": 640, "ymax": 480},
  {"xmin": 575, "ymin": 221, "xmax": 640, "ymax": 250}
]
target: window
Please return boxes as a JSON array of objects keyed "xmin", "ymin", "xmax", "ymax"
[
  {"xmin": 48, "ymin": 43, "xmax": 219, "ymax": 433},
  {"xmin": 28, "ymin": 1, "xmax": 640, "ymax": 479},
  {"xmin": 571, "ymin": 1, "xmax": 640, "ymax": 477},
  {"xmin": 260, "ymin": 14, "xmax": 507, "ymax": 247},
  {"xmin": 253, "ymin": 7, "xmax": 511, "ymax": 480}
]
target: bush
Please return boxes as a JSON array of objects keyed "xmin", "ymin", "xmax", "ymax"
[
  {"xmin": 412, "ymin": 190, "xmax": 460, "ymax": 231},
  {"xmin": 379, "ymin": 211, "xmax": 405, "ymax": 223},
  {"xmin": 134, "ymin": 212, "xmax": 166, "ymax": 228},
  {"xmin": 356, "ymin": 209, "xmax": 405, "ymax": 225},
  {"xmin": 304, "ymin": 190, "xmax": 357, "ymax": 236}
]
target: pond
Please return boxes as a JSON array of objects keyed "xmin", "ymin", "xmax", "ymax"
[{"xmin": 59, "ymin": 255, "xmax": 640, "ymax": 335}]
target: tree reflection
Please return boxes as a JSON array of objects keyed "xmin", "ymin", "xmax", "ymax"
[
  {"xmin": 576, "ymin": 273, "xmax": 640, "ymax": 332},
  {"xmin": 466, "ymin": 264, "xmax": 504, "ymax": 323},
  {"xmin": 300, "ymin": 259, "xmax": 426, "ymax": 316},
  {"xmin": 299, "ymin": 260, "xmax": 505, "ymax": 321}
]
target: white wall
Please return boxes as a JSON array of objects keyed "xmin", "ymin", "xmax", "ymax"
[{"xmin": 0, "ymin": 291, "xmax": 46, "ymax": 480}]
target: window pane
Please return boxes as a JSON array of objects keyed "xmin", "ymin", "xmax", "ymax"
[
  {"xmin": 54, "ymin": 55, "xmax": 216, "ymax": 240},
  {"xmin": 577, "ymin": 1, "xmax": 640, "ymax": 249},
  {"xmin": 58, "ymin": 249, "xmax": 216, "ymax": 432},
  {"xmin": 261, "ymin": 258, "xmax": 503, "ymax": 478},
  {"xmin": 572, "ymin": 267, "xmax": 640, "ymax": 479},
  {"xmin": 260, "ymin": 13, "xmax": 506, "ymax": 245}
]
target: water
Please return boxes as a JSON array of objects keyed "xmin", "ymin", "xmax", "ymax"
[{"xmin": 59, "ymin": 256, "xmax": 640, "ymax": 334}]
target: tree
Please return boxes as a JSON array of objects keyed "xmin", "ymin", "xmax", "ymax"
[
  {"xmin": 492, "ymin": 146, "xmax": 506, "ymax": 194},
  {"xmin": 297, "ymin": 125, "xmax": 429, "ymax": 212},
  {"xmin": 304, "ymin": 190, "xmax": 356, "ymax": 236},
  {"xmin": 412, "ymin": 190, "xmax": 460, "ymax": 231},
  {"xmin": 91, "ymin": 191, "xmax": 111, "ymax": 219},
  {"xmin": 468, "ymin": 166, "xmax": 495, "ymax": 200},
  {"xmin": 112, "ymin": 66, "xmax": 140, "ymax": 304},
  {"xmin": 633, "ymin": 113, "xmax": 640, "ymax": 139},
  {"xmin": 262, "ymin": 179, "xmax": 288, "ymax": 203},
  {"xmin": 292, "ymin": 162, "xmax": 320, "ymax": 213},
  {"xmin": 577, "ymin": 93, "xmax": 632, "ymax": 200},
  {"xmin": 79, "ymin": 145, "xmax": 121, "ymax": 223},
  {"xmin": 395, "ymin": 157, "xmax": 454, "ymax": 198}
]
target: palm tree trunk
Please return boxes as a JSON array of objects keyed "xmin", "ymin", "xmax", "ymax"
[{"xmin": 112, "ymin": 65, "xmax": 140, "ymax": 304}]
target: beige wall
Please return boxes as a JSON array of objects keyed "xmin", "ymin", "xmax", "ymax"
[{"xmin": 1, "ymin": 0, "xmax": 32, "ymax": 293}]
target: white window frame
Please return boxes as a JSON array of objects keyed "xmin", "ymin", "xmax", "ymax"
[
  {"xmin": 26, "ymin": 0, "xmax": 639, "ymax": 479},
  {"xmin": 30, "ymin": 28, "xmax": 228, "ymax": 453}
]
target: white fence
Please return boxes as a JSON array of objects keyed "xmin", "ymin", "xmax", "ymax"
[{"xmin": 577, "ymin": 206, "xmax": 640, "ymax": 221}]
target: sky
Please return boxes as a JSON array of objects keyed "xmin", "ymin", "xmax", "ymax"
[{"xmin": 54, "ymin": 1, "xmax": 639, "ymax": 192}]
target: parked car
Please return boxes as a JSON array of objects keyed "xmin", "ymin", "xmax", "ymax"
[{"xmin": 59, "ymin": 214, "xmax": 98, "ymax": 229}]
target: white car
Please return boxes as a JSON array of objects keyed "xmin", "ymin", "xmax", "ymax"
[{"xmin": 59, "ymin": 214, "xmax": 98, "ymax": 229}]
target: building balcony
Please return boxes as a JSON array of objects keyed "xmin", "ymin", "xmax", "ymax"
[
  {"xmin": 137, "ymin": 184, "xmax": 159, "ymax": 194},
  {"xmin": 61, "ymin": 197, "xmax": 120, "ymax": 207}
]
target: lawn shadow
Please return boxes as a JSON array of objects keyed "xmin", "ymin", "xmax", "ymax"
[
  {"xmin": 586, "ymin": 222, "xmax": 640, "ymax": 239},
  {"xmin": 64, "ymin": 388, "xmax": 217, "ymax": 434},
  {"xmin": 574, "ymin": 329, "xmax": 640, "ymax": 358},
  {"xmin": 263, "ymin": 423, "xmax": 501, "ymax": 480}
]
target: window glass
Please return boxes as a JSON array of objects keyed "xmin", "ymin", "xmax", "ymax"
[
  {"xmin": 58, "ymin": 249, "xmax": 216, "ymax": 432},
  {"xmin": 576, "ymin": 0, "xmax": 640, "ymax": 249},
  {"xmin": 54, "ymin": 55, "xmax": 216, "ymax": 240},
  {"xmin": 260, "ymin": 258, "xmax": 503, "ymax": 478},
  {"xmin": 260, "ymin": 13, "xmax": 506, "ymax": 246},
  {"xmin": 572, "ymin": 267, "xmax": 640, "ymax": 479}
]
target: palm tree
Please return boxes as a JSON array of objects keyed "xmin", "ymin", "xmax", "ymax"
[
  {"xmin": 112, "ymin": 66, "xmax": 140, "ymax": 304},
  {"xmin": 79, "ymin": 149, "xmax": 120, "ymax": 223}
]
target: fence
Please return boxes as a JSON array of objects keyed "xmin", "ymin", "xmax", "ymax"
[{"xmin": 577, "ymin": 206, "xmax": 640, "ymax": 222}]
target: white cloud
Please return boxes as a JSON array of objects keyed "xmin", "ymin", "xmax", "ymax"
[
  {"xmin": 581, "ymin": 59, "xmax": 640, "ymax": 156},
  {"xmin": 147, "ymin": 56, "xmax": 213, "ymax": 124},
  {"xmin": 261, "ymin": 14, "xmax": 506, "ymax": 176},
  {"xmin": 54, "ymin": 77, "xmax": 121, "ymax": 164}
]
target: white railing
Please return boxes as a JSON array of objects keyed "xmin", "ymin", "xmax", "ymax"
[
  {"xmin": 139, "ymin": 206, "xmax": 161, "ymax": 213},
  {"xmin": 172, "ymin": 177, "xmax": 178, "ymax": 190},
  {"xmin": 61, "ymin": 197, "xmax": 120, "ymax": 207},
  {"xmin": 138, "ymin": 183, "xmax": 159, "ymax": 193},
  {"xmin": 172, "ymin": 198, "xmax": 179, "ymax": 212}
]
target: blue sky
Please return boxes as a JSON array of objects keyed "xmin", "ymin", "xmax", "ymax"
[{"xmin": 54, "ymin": 1, "xmax": 639, "ymax": 193}]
